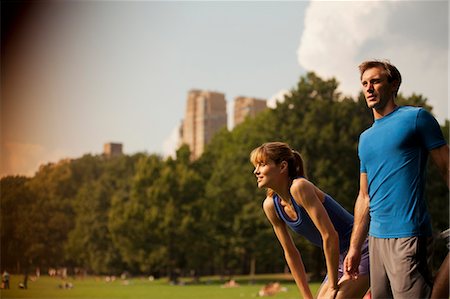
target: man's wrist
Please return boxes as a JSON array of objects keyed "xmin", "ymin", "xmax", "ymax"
[{"xmin": 349, "ymin": 243, "xmax": 362, "ymax": 254}]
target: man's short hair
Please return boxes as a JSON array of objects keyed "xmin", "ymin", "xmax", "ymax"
[{"xmin": 359, "ymin": 59, "xmax": 402, "ymax": 97}]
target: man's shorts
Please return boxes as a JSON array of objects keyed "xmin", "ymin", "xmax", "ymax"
[{"xmin": 369, "ymin": 236, "xmax": 432, "ymax": 299}]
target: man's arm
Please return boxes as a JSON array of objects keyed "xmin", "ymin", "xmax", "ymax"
[
  {"xmin": 430, "ymin": 144, "xmax": 449, "ymax": 188},
  {"xmin": 344, "ymin": 173, "xmax": 370, "ymax": 278}
]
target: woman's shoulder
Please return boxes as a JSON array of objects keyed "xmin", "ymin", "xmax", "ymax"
[
  {"xmin": 290, "ymin": 178, "xmax": 325, "ymax": 204},
  {"xmin": 262, "ymin": 196, "xmax": 283, "ymax": 224},
  {"xmin": 263, "ymin": 196, "xmax": 275, "ymax": 210},
  {"xmin": 291, "ymin": 177, "xmax": 313, "ymax": 191}
]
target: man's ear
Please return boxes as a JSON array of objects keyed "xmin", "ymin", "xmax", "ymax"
[{"xmin": 391, "ymin": 79, "xmax": 400, "ymax": 97}]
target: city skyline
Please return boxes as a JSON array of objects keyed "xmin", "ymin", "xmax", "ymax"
[
  {"xmin": 180, "ymin": 89, "xmax": 228, "ymax": 160},
  {"xmin": 2, "ymin": 1, "xmax": 448, "ymax": 177}
]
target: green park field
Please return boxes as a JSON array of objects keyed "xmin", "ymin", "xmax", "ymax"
[{"xmin": 1, "ymin": 274, "xmax": 321, "ymax": 299}]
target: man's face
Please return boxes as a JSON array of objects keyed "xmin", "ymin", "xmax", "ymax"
[{"xmin": 361, "ymin": 66, "xmax": 396, "ymax": 111}]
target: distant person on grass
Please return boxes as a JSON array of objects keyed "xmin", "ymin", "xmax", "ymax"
[
  {"xmin": 250, "ymin": 142, "xmax": 370, "ymax": 299},
  {"xmin": 2, "ymin": 270, "xmax": 10, "ymax": 289}
]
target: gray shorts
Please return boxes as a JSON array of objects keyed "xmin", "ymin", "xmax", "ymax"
[
  {"xmin": 369, "ymin": 236, "xmax": 432, "ymax": 299},
  {"xmin": 323, "ymin": 238, "xmax": 370, "ymax": 283}
]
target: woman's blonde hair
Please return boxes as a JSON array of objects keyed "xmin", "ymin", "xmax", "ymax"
[{"xmin": 250, "ymin": 142, "xmax": 307, "ymax": 197}]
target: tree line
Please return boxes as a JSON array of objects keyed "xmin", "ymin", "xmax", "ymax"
[{"xmin": 2, "ymin": 73, "xmax": 448, "ymax": 281}]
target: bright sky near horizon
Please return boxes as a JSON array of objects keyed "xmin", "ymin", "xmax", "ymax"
[{"xmin": 2, "ymin": 0, "xmax": 449, "ymax": 177}]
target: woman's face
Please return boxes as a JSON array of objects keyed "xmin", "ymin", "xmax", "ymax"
[{"xmin": 253, "ymin": 159, "xmax": 282, "ymax": 189}]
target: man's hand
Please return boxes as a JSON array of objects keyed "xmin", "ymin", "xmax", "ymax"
[{"xmin": 343, "ymin": 248, "xmax": 361, "ymax": 280}]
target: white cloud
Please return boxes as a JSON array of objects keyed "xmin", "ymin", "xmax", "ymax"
[
  {"xmin": 162, "ymin": 125, "xmax": 181, "ymax": 159},
  {"xmin": 227, "ymin": 100, "xmax": 234, "ymax": 130},
  {"xmin": 298, "ymin": 0, "xmax": 448, "ymax": 123},
  {"xmin": 268, "ymin": 89, "xmax": 291, "ymax": 109}
]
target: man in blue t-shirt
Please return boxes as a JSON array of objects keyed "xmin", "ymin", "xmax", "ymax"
[{"xmin": 343, "ymin": 60, "xmax": 449, "ymax": 298}]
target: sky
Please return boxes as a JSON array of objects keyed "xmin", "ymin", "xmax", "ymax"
[{"xmin": 1, "ymin": 0, "xmax": 449, "ymax": 177}]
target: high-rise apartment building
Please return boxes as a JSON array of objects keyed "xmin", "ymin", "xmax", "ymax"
[
  {"xmin": 233, "ymin": 96, "xmax": 267, "ymax": 127},
  {"xmin": 180, "ymin": 89, "xmax": 227, "ymax": 160},
  {"xmin": 103, "ymin": 142, "xmax": 123, "ymax": 157}
]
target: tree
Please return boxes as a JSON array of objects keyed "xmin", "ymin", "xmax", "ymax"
[
  {"xmin": 2, "ymin": 72, "xmax": 447, "ymax": 279},
  {"xmin": 0, "ymin": 176, "xmax": 32, "ymax": 273},
  {"xmin": 24, "ymin": 161, "xmax": 78, "ymax": 271}
]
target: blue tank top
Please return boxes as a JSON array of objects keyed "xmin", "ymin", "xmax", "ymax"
[{"xmin": 273, "ymin": 193, "xmax": 354, "ymax": 253}]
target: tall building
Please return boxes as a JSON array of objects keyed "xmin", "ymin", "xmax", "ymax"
[
  {"xmin": 181, "ymin": 89, "xmax": 227, "ymax": 160},
  {"xmin": 103, "ymin": 142, "xmax": 123, "ymax": 157},
  {"xmin": 233, "ymin": 96, "xmax": 267, "ymax": 127}
]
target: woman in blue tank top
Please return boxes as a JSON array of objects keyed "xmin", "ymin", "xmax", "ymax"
[{"xmin": 250, "ymin": 142, "xmax": 370, "ymax": 299}]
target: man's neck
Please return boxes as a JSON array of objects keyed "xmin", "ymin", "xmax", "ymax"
[{"xmin": 373, "ymin": 101, "xmax": 398, "ymax": 120}]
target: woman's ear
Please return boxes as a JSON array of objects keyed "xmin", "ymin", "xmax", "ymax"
[{"xmin": 280, "ymin": 161, "xmax": 288, "ymax": 174}]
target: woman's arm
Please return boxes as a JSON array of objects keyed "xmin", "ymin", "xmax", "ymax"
[
  {"xmin": 290, "ymin": 179, "xmax": 340, "ymax": 291},
  {"xmin": 263, "ymin": 197, "xmax": 313, "ymax": 299}
]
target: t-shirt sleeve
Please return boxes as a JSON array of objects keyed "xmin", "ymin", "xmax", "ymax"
[
  {"xmin": 360, "ymin": 161, "xmax": 366, "ymax": 173},
  {"xmin": 358, "ymin": 140, "xmax": 367, "ymax": 173},
  {"xmin": 416, "ymin": 108, "xmax": 447, "ymax": 150}
]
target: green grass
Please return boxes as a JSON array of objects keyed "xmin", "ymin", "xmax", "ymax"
[{"xmin": 1, "ymin": 274, "xmax": 321, "ymax": 299}]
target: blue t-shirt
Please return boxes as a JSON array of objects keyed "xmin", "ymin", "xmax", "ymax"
[
  {"xmin": 273, "ymin": 193, "xmax": 354, "ymax": 253},
  {"xmin": 359, "ymin": 106, "xmax": 446, "ymax": 238}
]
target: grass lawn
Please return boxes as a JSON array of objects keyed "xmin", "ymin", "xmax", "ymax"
[{"xmin": 1, "ymin": 274, "xmax": 321, "ymax": 299}]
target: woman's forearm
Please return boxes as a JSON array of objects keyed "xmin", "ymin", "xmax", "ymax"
[
  {"xmin": 285, "ymin": 250, "xmax": 314, "ymax": 299},
  {"xmin": 322, "ymin": 232, "xmax": 340, "ymax": 288}
]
